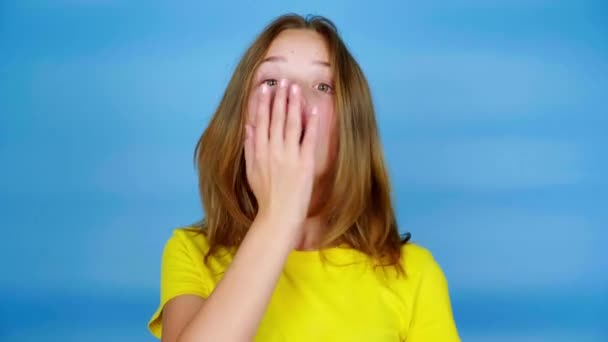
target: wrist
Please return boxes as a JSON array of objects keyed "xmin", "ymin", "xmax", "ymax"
[{"xmin": 252, "ymin": 211, "xmax": 302, "ymax": 242}]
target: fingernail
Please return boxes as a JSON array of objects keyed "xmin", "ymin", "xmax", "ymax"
[
  {"xmin": 311, "ymin": 106, "xmax": 318, "ymax": 116},
  {"xmin": 280, "ymin": 79, "xmax": 288, "ymax": 88},
  {"xmin": 291, "ymin": 84, "xmax": 299, "ymax": 95},
  {"xmin": 261, "ymin": 84, "xmax": 268, "ymax": 94}
]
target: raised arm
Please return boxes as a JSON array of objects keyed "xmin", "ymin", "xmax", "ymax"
[{"xmin": 162, "ymin": 80, "xmax": 319, "ymax": 342}]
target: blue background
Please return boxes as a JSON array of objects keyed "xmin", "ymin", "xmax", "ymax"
[{"xmin": 1, "ymin": 1, "xmax": 606, "ymax": 341}]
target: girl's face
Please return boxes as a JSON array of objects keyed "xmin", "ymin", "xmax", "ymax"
[{"xmin": 247, "ymin": 29, "xmax": 338, "ymax": 179}]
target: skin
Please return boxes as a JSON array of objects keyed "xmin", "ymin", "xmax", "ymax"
[
  {"xmin": 248, "ymin": 28, "xmax": 337, "ymax": 180},
  {"xmin": 247, "ymin": 29, "xmax": 338, "ymax": 250},
  {"xmin": 161, "ymin": 29, "xmax": 337, "ymax": 342}
]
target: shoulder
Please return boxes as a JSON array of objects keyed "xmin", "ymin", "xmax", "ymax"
[
  {"xmin": 400, "ymin": 242, "xmax": 435, "ymax": 273},
  {"xmin": 148, "ymin": 227, "xmax": 214, "ymax": 338},
  {"xmin": 170, "ymin": 225, "xmax": 208, "ymax": 242},
  {"xmin": 397, "ymin": 243, "xmax": 460, "ymax": 340},
  {"xmin": 399, "ymin": 242, "xmax": 448, "ymax": 286},
  {"xmin": 163, "ymin": 226, "xmax": 234, "ymax": 271},
  {"xmin": 164, "ymin": 226, "xmax": 210, "ymax": 257}
]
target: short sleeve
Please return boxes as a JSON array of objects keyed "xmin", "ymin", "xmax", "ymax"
[
  {"xmin": 406, "ymin": 250, "xmax": 461, "ymax": 342},
  {"xmin": 147, "ymin": 229, "xmax": 214, "ymax": 339}
]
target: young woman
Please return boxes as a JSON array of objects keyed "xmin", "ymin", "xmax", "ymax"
[{"xmin": 148, "ymin": 14, "xmax": 461, "ymax": 342}]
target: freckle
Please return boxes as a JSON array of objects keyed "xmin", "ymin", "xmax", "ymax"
[{"xmin": 290, "ymin": 50, "xmax": 295, "ymax": 54}]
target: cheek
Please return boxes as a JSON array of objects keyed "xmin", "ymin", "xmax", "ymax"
[
  {"xmin": 322, "ymin": 100, "xmax": 336, "ymax": 138},
  {"xmin": 314, "ymin": 101, "xmax": 337, "ymax": 152}
]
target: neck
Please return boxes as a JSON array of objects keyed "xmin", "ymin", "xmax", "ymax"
[
  {"xmin": 293, "ymin": 174, "xmax": 334, "ymax": 250},
  {"xmin": 293, "ymin": 215, "xmax": 326, "ymax": 250}
]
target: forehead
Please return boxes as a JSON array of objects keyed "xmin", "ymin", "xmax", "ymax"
[{"xmin": 264, "ymin": 29, "xmax": 329, "ymax": 61}]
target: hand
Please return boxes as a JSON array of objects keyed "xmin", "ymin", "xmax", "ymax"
[{"xmin": 244, "ymin": 79, "xmax": 320, "ymax": 231}]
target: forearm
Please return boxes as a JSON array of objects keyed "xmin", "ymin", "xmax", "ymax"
[{"xmin": 177, "ymin": 215, "xmax": 297, "ymax": 342}]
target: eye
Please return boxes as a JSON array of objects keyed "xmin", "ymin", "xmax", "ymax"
[
  {"xmin": 316, "ymin": 83, "xmax": 334, "ymax": 94},
  {"xmin": 262, "ymin": 79, "xmax": 278, "ymax": 87}
]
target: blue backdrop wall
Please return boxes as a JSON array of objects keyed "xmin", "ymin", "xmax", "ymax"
[{"xmin": 1, "ymin": 1, "xmax": 606, "ymax": 341}]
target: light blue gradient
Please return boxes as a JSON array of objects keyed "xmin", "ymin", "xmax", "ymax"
[{"xmin": 1, "ymin": 1, "xmax": 606, "ymax": 341}]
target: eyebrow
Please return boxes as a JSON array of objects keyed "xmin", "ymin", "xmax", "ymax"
[{"xmin": 261, "ymin": 55, "xmax": 330, "ymax": 67}]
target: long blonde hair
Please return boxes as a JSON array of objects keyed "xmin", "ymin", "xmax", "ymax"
[{"xmin": 194, "ymin": 14, "xmax": 409, "ymax": 273}]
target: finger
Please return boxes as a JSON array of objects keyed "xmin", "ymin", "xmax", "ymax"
[
  {"xmin": 244, "ymin": 124, "xmax": 255, "ymax": 179},
  {"xmin": 285, "ymin": 83, "xmax": 302, "ymax": 151},
  {"xmin": 255, "ymin": 84, "xmax": 270, "ymax": 158},
  {"xmin": 300, "ymin": 106, "xmax": 319, "ymax": 162},
  {"xmin": 270, "ymin": 78, "xmax": 289, "ymax": 148}
]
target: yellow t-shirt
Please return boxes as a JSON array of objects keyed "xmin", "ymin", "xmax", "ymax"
[{"xmin": 148, "ymin": 227, "xmax": 460, "ymax": 341}]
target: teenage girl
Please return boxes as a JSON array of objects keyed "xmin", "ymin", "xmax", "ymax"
[{"xmin": 148, "ymin": 13, "xmax": 461, "ymax": 342}]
